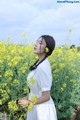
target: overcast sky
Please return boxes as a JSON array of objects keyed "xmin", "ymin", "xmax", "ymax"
[{"xmin": 0, "ymin": 0, "xmax": 80, "ymax": 46}]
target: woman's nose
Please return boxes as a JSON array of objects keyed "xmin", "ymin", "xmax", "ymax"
[
  {"xmin": 35, "ymin": 44, "xmax": 37, "ymax": 47},
  {"xmin": 34, "ymin": 44, "xmax": 36, "ymax": 47}
]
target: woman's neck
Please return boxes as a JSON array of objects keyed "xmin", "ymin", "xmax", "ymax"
[{"xmin": 38, "ymin": 53, "xmax": 46, "ymax": 62}]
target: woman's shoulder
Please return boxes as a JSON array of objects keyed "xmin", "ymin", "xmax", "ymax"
[
  {"xmin": 35, "ymin": 58, "xmax": 52, "ymax": 80},
  {"xmin": 37, "ymin": 58, "xmax": 51, "ymax": 72}
]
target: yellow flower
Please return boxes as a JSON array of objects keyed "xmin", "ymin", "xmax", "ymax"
[
  {"xmin": 27, "ymin": 77, "xmax": 35, "ymax": 88},
  {"xmin": 60, "ymin": 87, "xmax": 64, "ymax": 92},
  {"xmin": 24, "ymin": 88, "xmax": 29, "ymax": 94},
  {"xmin": 59, "ymin": 63, "xmax": 65, "ymax": 69},
  {"xmin": 60, "ymin": 83, "xmax": 67, "ymax": 92},
  {"xmin": 68, "ymin": 28, "xmax": 72, "ymax": 33},
  {"xmin": 19, "ymin": 64, "xmax": 27, "ymax": 74},
  {"xmin": 70, "ymin": 79, "xmax": 76, "ymax": 83},
  {"xmin": 7, "ymin": 77, "xmax": 12, "ymax": 82},
  {"xmin": 3, "ymin": 93, "xmax": 9, "ymax": 100},
  {"xmin": 6, "ymin": 55, "xmax": 11, "ymax": 61},
  {"xmin": 31, "ymin": 96, "xmax": 38, "ymax": 104},
  {"xmin": 26, "ymin": 96, "xmax": 38, "ymax": 112},
  {"xmin": 0, "ymin": 100, "xmax": 2, "ymax": 105},
  {"xmin": 8, "ymin": 100, "xmax": 18, "ymax": 111},
  {"xmin": 29, "ymin": 77, "xmax": 35, "ymax": 84},
  {"xmin": 0, "ymin": 75, "xmax": 2, "ymax": 78},
  {"xmin": 0, "ymin": 59, "xmax": 3, "ymax": 64},
  {"xmin": 27, "ymin": 102, "xmax": 33, "ymax": 112},
  {"xmin": 19, "ymin": 114, "xmax": 25, "ymax": 120},
  {"xmin": 22, "ymin": 32, "xmax": 27, "ymax": 38},
  {"xmin": 4, "ymin": 70, "xmax": 13, "ymax": 77},
  {"xmin": 13, "ymin": 79, "xmax": 19, "ymax": 84},
  {"xmin": 45, "ymin": 47, "xmax": 49, "ymax": 53},
  {"xmin": 0, "ymin": 83, "xmax": 7, "ymax": 88},
  {"xmin": 62, "ymin": 83, "xmax": 67, "ymax": 88},
  {"xmin": 19, "ymin": 117, "xmax": 23, "ymax": 120}
]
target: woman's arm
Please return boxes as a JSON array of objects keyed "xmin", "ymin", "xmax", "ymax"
[
  {"xmin": 18, "ymin": 91, "xmax": 50, "ymax": 108},
  {"xmin": 35, "ymin": 91, "xmax": 50, "ymax": 105}
]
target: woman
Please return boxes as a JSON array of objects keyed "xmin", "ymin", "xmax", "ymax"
[{"xmin": 18, "ymin": 35, "xmax": 57, "ymax": 120}]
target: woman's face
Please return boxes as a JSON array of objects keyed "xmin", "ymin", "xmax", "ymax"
[{"xmin": 34, "ymin": 37, "xmax": 47, "ymax": 55}]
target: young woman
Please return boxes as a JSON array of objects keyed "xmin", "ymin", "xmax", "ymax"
[{"xmin": 18, "ymin": 35, "xmax": 57, "ymax": 120}]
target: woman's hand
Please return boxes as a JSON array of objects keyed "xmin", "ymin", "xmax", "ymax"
[
  {"xmin": 18, "ymin": 98, "xmax": 29, "ymax": 108},
  {"xmin": 23, "ymin": 96, "xmax": 28, "ymax": 100}
]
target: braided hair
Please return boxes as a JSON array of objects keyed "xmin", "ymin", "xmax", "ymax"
[{"xmin": 29, "ymin": 35, "xmax": 55, "ymax": 71}]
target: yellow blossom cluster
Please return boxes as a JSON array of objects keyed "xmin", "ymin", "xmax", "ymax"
[
  {"xmin": 8, "ymin": 100, "xmax": 18, "ymax": 111},
  {"xmin": 4, "ymin": 70, "xmax": 13, "ymax": 77},
  {"xmin": 60, "ymin": 83, "xmax": 67, "ymax": 92},
  {"xmin": 27, "ymin": 96, "xmax": 38, "ymax": 112},
  {"xmin": 27, "ymin": 77, "xmax": 35, "ymax": 87},
  {"xmin": 0, "ymin": 41, "xmax": 80, "ymax": 119}
]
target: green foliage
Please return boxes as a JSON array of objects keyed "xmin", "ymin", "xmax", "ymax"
[
  {"xmin": 0, "ymin": 41, "xmax": 80, "ymax": 120},
  {"xmin": 50, "ymin": 46, "xmax": 80, "ymax": 119}
]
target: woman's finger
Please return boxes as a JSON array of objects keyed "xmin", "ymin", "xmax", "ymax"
[{"xmin": 18, "ymin": 100, "xmax": 23, "ymax": 104}]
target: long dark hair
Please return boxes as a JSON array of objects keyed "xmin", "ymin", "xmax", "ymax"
[
  {"xmin": 29, "ymin": 54, "xmax": 48, "ymax": 71},
  {"xmin": 29, "ymin": 35, "xmax": 55, "ymax": 71}
]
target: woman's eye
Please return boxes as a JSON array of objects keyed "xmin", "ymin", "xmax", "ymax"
[
  {"xmin": 39, "ymin": 41, "xmax": 42, "ymax": 44},
  {"xmin": 36, "ymin": 40, "xmax": 42, "ymax": 44}
]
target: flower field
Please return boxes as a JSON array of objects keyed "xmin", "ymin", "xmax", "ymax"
[{"xmin": 0, "ymin": 41, "xmax": 80, "ymax": 120}]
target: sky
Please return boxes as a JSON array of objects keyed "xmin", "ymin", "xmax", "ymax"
[{"xmin": 0, "ymin": 0, "xmax": 80, "ymax": 46}]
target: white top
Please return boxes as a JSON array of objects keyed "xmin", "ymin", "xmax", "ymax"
[
  {"xmin": 27, "ymin": 58, "xmax": 52, "ymax": 99},
  {"xmin": 26, "ymin": 58, "xmax": 57, "ymax": 120}
]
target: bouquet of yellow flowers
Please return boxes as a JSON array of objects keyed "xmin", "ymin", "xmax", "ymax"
[{"xmin": 26, "ymin": 96, "xmax": 38, "ymax": 112}]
